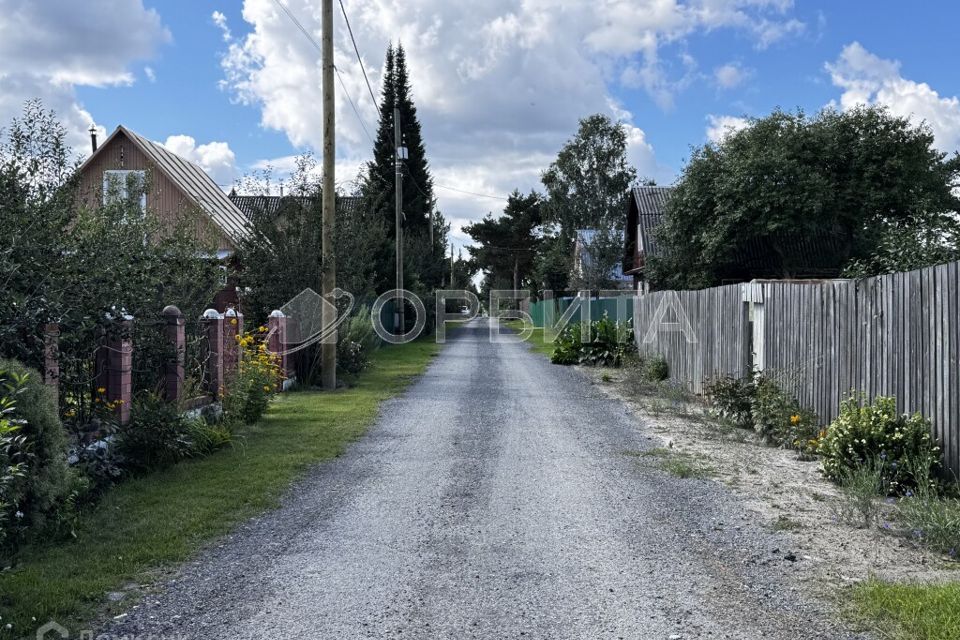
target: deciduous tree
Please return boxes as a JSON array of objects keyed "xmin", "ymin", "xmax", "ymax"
[{"xmin": 648, "ymin": 107, "xmax": 960, "ymax": 289}]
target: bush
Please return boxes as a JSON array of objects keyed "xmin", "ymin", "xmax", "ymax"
[
  {"xmin": 0, "ymin": 372, "xmax": 28, "ymax": 546},
  {"xmin": 751, "ymin": 375, "xmax": 820, "ymax": 451},
  {"xmin": 223, "ymin": 328, "xmax": 283, "ymax": 425},
  {"xmin": 897, "ymin": 491, "xmax": 960, "ymax": 557},
  {"xmin": 0, "ymin": 360, "xmax": 71, "ymax": 544},
  {"xmin": 642, "ymin": 354, "xmax": 669, "ymax": 382},
  {"xmin": 833, "ymin": 458, "xmax": 887, "ymax": 528},
  {"xmin": 818, "ymin": 395, "xmax": 940, "ymax": 494},
  {"xmin": 338, "ymin": 306, "xmax": 380, "ymax": 375},
  {"xmin": 116, "ymin": 393, "xmax": 230, "ymax": 473},
  {"xmin": 550, "ymin": 324, "xmax": 582, "ymax": 365},
  {"xmin": 704, "ymin": 375, "xmax": 755, "ymax": 428},
  {"xmin": 550, "ymin": 316, "xmax": 634, "ymax": 367},
  {"xmin": 704, "ymin": 370, "xmax": 820, "ymax": 451}
]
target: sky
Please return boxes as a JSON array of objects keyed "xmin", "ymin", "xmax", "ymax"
[{"xmin": 3, "ymin": 0, "xmax": 960, "ymax": 250}]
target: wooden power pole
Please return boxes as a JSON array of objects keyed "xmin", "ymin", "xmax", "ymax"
[
  {"xmin": 320, "ymin": 0, "xmax": 337, "ymax": 390},
  {"xmin": 394, "ymin": 107, "xmax": 405, "ymax": 333}
]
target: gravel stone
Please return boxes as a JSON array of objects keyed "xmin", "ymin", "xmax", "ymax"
[{"xmin": 105, "ymin": 320, "xmax": 866, "ymax": 639}]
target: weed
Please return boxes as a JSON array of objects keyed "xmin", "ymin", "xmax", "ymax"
[
  {"xmin": 772, "ymin": 515, "xmax": 804, "ymax": 532},
  {"xmin": 832, "ymin": 459, "xmax": 885, "ymax": 528},
  {"xmin": 636, "ymin": 448, "xmax": 715, "ymax": 479}
]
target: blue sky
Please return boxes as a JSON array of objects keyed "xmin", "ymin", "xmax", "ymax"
[{"xmin": 5, "ymin": 1, "xmax": 960, "ymax": 245}]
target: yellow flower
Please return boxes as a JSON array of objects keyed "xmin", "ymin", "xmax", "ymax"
[
  {"xmin": 263, "ymin": 385, "xmax": 271, "ymax": 392},
  {"xmin": 790, "ymin": 414, "xmax": 801, "ymax": 425},
  {"xmin": 230, "ymin": 318, "xmax": 238, "ymax": 326},
  {"xmin": 97, "ymin": 386, "xmax": 106, "ymax": 394}
]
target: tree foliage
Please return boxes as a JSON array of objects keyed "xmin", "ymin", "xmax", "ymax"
[
  {"xmin": 0, "ymin": 101, "xmax": 221, "ymax": 425},
  {"xmin": 537, "ymin": 114, "xmax": 638, "ymax": 291},
  {"xmin": 361, "ymin": 44, "xmax": 447, "ymax": 296},
  {"xmin": 541, "ymin": 114, "xmax": 638, "ymax": 235},
  {"xmin": 464, "ymin": 190, "xmax": 542, "ymax": 295},
  {"xmin": 648, "ymin": 107, "xmax": 960, "ymax": 290}
]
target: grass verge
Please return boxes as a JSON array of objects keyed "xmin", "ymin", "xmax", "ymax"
[
  {"xmin": 626, "ymin": 447, "xmax": 716, "ymax": 479},
  {"xmin": 499, "ymin": 319, "xmax": 556, "ymax": 358},
  {"xmin": 851, "ymin": 579, "xmax": 960, "ymax": 640},
  {"xmin": 0, "ymin": 340, "xmax": 440, "ymax": 637}
]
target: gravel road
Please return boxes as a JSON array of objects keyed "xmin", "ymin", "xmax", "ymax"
[{"xmin": 108, "ymin": 319, "xmax": 864, "ymax": 639}]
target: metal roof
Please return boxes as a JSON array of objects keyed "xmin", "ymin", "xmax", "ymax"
[
  {"xmin": 82, "ymin": 126, "xmax": 252, "ymax": 245},
  {"xmin": 630, "ymin": 186, "xmax": 673, "ymax": 257},
  {"xmin": 229, "ymin": 194, "xmax": 362, "ymax": 225}
]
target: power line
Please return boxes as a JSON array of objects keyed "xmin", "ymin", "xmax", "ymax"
[
  {"xmin": 273, "ymin": 0, "xmax": 509, "ymax": 205},
  {"xmin": 271, "ymin": 0, "xmax": 320, "ymax": 55},
  {"xmin": 335, "ymin": 66, "xmax": 373, "ymax": 143},
  {"xmin": 271, "ymin": 0, "xmax": 373, "ymax": 144},
  {"xmin": 338, "ymin": 0, "xmax": 380, "ymax": 115},
  {"xmin": 434, "ymin": 182, "xmax": 510, "ymax": 201}
]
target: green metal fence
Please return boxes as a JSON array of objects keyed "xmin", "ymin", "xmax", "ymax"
[{"xmin": 528, "ymin": 296, "xmax": 634, "ymax": 328}]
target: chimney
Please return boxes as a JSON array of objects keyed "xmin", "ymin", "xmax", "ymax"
[{"xmin": 88, "ymin": 124, "xmax": 98, "ymax": 153}]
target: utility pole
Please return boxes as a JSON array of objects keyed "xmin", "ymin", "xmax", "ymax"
[
  {"xmin": 394, "ymin": 107, "xmax": 405, "ymax": 333},
  {"xmin": 320, "ymin": 0, "xmax": 337, "ymax": 390}
]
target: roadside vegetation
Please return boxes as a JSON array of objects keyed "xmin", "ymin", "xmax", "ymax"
[
  {"xmin": 0, "ymin": 340, "xmax": 439, "ymax": 636},
  {"xmin": 850, "ymin": 580, "xmax": 960, "ymax": 640},
  {"xmin": 627, "ymin": 447, "xmax": 716, "ymax": 479},
  {"xmin": 499, "ymin": 319, "xmax": 556, "ymax": 358}
]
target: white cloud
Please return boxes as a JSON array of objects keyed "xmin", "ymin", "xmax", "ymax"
[
  {"xmin": 705, "ymin": 114, "xmax": 751, "ymax": 143},
  {"xmin": 160, "ymin": 135, "xmax": 239, "ymax": 186},
  {"xmin": 827, "ymin": 42, "xmax": 960, "ymax": 154},
  {"xmin": 218, "ymin": 0, "xmax": 799, "ymax": 236},
  {"xmin": 0, "ymin": 0, "xmax": 169, "ymax": 153},
  {"xmin": 212, "ymin": 10, "xmax": 232, "ymax": 41},
  {"xmin": 144, "ymin": 66, "xmax": 156, "ymax": 83},
  {"xmin": 714, "ymin": 62, "xmax": 751, "ymax": 89}
]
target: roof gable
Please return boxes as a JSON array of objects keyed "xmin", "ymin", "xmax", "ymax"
[
  {"xmin": 623, "ymin": 186, "xmax": 673, "ymax": 274},
  {"xmin": 80, "ymin": 126, "xmax": 251, "ymax": 244}
]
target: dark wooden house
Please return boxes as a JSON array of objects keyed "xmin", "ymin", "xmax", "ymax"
[{"xmin": 622, "ymin": 186, "xmax": 673, "ymax": 291}]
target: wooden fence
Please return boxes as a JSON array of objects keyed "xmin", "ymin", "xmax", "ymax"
[
  {"xmin": 633, "ymin": 284, "xmax": 750, "ymax": 395},
  {"xmin": 634, "ymin": 260, "xmax": 960, "ymax": 475}
]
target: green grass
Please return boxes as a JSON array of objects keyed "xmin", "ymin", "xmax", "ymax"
[
  {"xmin": 498, "ymin": 319, "xmax": 556, "ymax": 358},
  {"xmin": 851, "ymin": 579, "xmax": 960, "ymax": 640},
  {"xmin": 629, "ymin": 447, "xmax": 717, "ymax": 479},
  {"xmin": 0, "ymin": 340, "xmax": 440, "ymax": 637},
  {"xmin": 771, "ymin": 515, "xmax": 804, "ymax": 532}
]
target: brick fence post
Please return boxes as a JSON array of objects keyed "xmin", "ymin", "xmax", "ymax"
[
  {"xmin": 223, "ymin": 308, "xmax": 243, "ymax": 383},
  {"xmin": 201, "ymin": 309, "xmax": 224, "ymax": 399},
  {"xmin": 162, "ymin": 305, "xmax": 185, "ymax": 403},
  {"xmin": 267, "ymin": 310, "xmax": 292, "ymax": 384},
  {"xmin": 106, "ymin": 315, "xmax": 133, "ymax": 425},
  {"xmin": 42, "ymin": 322, "xmax": 60, "ymax": 406}
]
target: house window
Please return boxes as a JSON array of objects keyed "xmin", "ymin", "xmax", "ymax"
[{"xmin": 103, "ymin": 170, "xmax": 147, "ymax": 212}]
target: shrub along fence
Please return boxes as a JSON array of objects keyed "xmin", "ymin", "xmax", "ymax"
[
  {"xmin": 634, "ymin": 260, "xmax": 960, "ymax": 476},
  {"xmin": 42, "ymin": 306, "xmax": 295, "ymax": 425}
]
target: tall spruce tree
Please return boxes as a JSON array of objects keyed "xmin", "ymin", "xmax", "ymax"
[{"xmin": 362, "ymin": 43, "xmax": 445, "ymax": 295}]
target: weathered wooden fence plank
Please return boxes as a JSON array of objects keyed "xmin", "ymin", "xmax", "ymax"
[{"xmin": 633, "ymin": 261, "xmax": 960, "ymax": 475}]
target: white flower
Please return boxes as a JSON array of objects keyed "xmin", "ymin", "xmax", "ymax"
[{"xmin": 14, "ymin": 511, "xmax": 23, "ymax": 519}]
